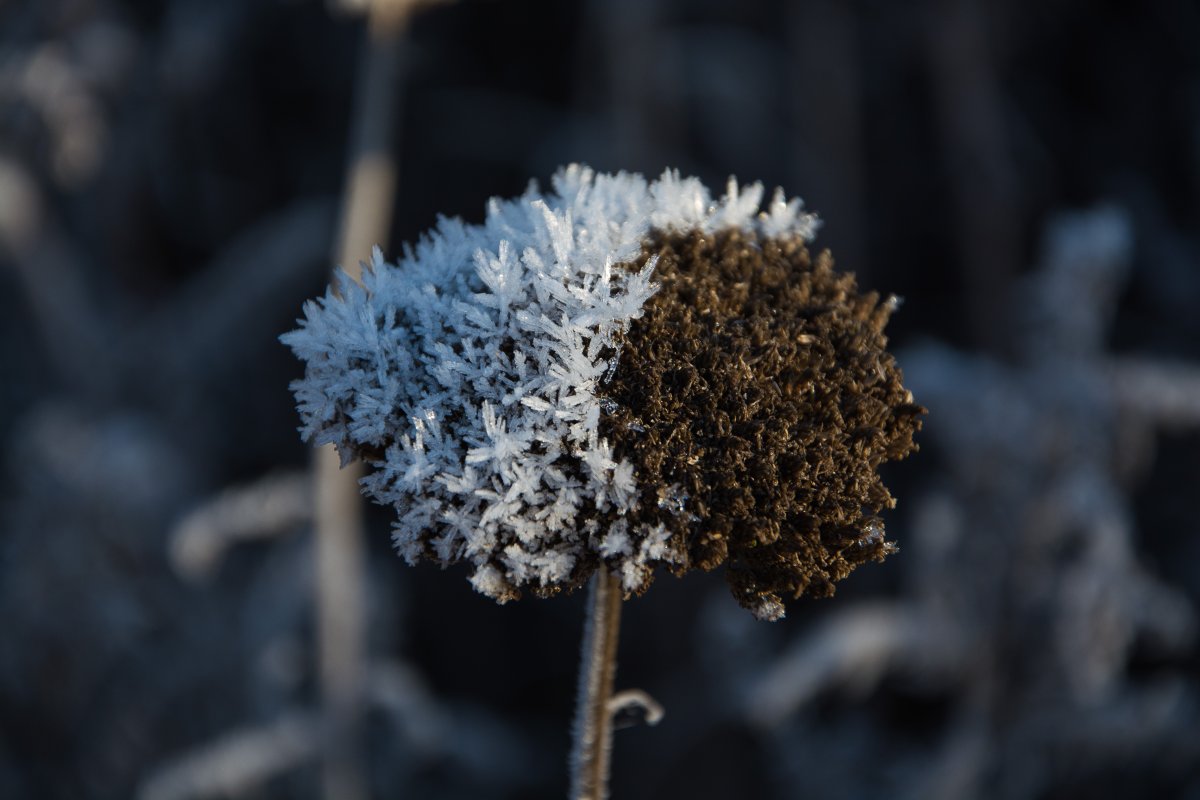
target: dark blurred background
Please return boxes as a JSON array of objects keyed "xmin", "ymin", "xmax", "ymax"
[{"xmin": 2, "ymin": 0, "xmax": 1200, "ymax": 798}]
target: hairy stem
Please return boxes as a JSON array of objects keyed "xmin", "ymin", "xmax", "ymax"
[{"xmin": 570, "ymin": 569, "xmax": 624, "ymax": 800}]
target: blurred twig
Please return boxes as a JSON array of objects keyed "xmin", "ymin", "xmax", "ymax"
[
  {"xmin": 315, "ymin": 2, "xmax": 442, "ymax": 799},
  {"xmin": 1109, "ymin": 358, "xmax": 1200, "ymax": 430},
  {"xmin": 169, "ymin": 471, "xmax": 311, "ymax": 582},
  {"xmin": 746, "ymin": 603, "xmax": 962, "ymax": 728},
  {"xmin": 135, "ymin": 655, "xmax": 536, "ymax": 800},
  {"xmin": 136, "ymin": 711, "xmax": 320, "ymax": 800},
  {"xmin": 0, "ymin": 156, "xmax": 117, "ymax": 393}
]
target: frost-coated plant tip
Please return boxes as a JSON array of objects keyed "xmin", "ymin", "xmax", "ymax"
[{"xmin": 282, "ymin": 165, "xmax": 924, "ymax": 619}]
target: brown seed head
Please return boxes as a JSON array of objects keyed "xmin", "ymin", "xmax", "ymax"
[{"xmin": 599, "ymin": 228, "xmax": 924, "ymax": 619}]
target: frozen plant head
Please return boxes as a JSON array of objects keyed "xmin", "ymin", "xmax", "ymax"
[{"xmin": 282, "ymin": 165, "xmax": 923, "ymax": 619}]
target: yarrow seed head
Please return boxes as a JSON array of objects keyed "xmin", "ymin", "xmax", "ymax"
[{"xmin": 283, "ymin": 165, "xmax": 923, "ymax": 619}]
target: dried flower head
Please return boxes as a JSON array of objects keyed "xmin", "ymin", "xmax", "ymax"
[{"xmin": 283, "ymin": 165, "xmax": 923, "ymax": 619}]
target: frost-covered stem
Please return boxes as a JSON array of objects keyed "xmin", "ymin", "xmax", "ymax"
[{"xmin": 571, "ymin": 569, "xmax": 623, "ymax": 800}]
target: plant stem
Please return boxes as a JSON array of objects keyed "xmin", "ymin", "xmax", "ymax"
[
  {"xmin": 316, "ymin": 4, "xmax": 410, "ymax": 800},
  {"xmin": 570, "ymin": 568, "xmax": 624, "ymax": 800}
]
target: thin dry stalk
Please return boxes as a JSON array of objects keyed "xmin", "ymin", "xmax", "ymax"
[
  {"xmin": 570, "ymin": 569, "xmax": 624, "ymax": 800},
  {"xmin": 315, "ymin": 3, "xmax": 413, "ymax": 799}
]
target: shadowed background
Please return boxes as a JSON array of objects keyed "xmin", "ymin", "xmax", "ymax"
[{"xmin": 2, "ymin": 0, "xmax": 1199, "ymax": 798}]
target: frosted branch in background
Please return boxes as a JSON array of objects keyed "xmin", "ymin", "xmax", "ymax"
[{"xmin": 170, "ymin": 472, "xmax": 312, "ymax": 581}]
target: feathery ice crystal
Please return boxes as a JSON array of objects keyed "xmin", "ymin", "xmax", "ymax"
[{"xmin": 283, "ymin": 165, "xmax": 923, "ymax": 619}]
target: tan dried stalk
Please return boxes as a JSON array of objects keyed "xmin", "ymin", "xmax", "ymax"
[
  {"xmin": 570, "ymin": 569, "xmax": 624, "ymax": 800},
  {"xmin": 315, "ymin": 3, "xmax": 411, "ymax": 799}
]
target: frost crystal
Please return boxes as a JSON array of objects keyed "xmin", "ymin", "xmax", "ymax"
[{"xmin": 283, "ymin": 164, "xmax": 916, "ymax": 615}]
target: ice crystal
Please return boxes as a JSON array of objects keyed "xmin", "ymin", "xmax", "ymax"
[{"xmin": 284, "ymin": 164, "xmax": 918, "ymax": 615}]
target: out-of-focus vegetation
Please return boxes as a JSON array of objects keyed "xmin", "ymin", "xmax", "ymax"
[{"xmin": 1, "ymin": 1, "xmax": 1199, "ymax": 798}]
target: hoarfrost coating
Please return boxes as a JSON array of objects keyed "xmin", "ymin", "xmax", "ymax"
[{"xmin": 282, "ymin": 165, "xmax": 820, "ymax": 602}]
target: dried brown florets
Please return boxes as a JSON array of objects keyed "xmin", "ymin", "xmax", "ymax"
[{"xmin": 599, "ymin": 228, "xmax": 925, "ymax": 619}]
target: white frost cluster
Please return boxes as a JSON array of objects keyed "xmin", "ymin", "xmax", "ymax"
[{"xmin": 283, "ymin": 164, "xmax": 819, "ymax": 600}]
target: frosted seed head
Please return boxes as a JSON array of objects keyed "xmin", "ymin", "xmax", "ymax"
[{"xmin": 283, "ymin": 165, "xmax": 920, "ymax": 615}]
